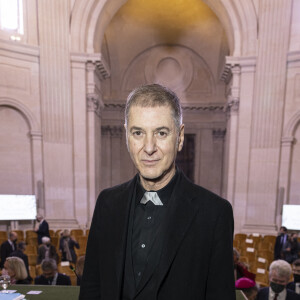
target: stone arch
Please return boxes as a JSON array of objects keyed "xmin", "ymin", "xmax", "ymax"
[
  {"xmin": 283, "ymin": 110, "xmax": 300, "ymax": 138},
  {"xmin": 0, "ymin": 97, "xmax": 41, "ymax": 134},
  {"xmin": 70, "ymin": 0, "xmax": 257, "ymax": 56}
]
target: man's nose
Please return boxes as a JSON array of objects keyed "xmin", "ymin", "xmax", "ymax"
[{"xmin": 143, "ymin": 134, "xmax": 157, "ymax": 155}]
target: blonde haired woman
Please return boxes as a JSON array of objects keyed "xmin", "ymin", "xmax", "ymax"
[{"xmin": 4, "ymin": 257, "xmax": 30, "ymax": 284}]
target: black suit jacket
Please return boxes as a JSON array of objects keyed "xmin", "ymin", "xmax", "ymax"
[
  {"xmin": 36, "ymin": 220, "xmax": 50, "ymax": 244},
  {"xmin": 257, "ymin": 287, "xmax": 300, "ymax": 300},
  {"xmin": 0, "ymin": 240, "xmax": 16, "ymax": 268},
  {"xmin": 79, "ymin": 170, "xmax": 235, "ymax": 300},
  {"xmin": 34, "ymin": 273, "xmax": 71, "ymax": 285}
]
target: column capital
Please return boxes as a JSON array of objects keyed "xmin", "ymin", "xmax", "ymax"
[{"xmin": 87, "ymin": 93, "xmax": 103, "ymax": 117}]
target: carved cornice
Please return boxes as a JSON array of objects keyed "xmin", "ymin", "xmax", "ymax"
[
  {"xmin": 103, "ymin": 103, "xmax": 225, "ymax": 112},
  {"xmin": 70, "ymin": 52, "xmax": 110, "ymax": 79},
  {"xmin": 225, "ymin": 99, "xmax": 240, "ymax": 117}
]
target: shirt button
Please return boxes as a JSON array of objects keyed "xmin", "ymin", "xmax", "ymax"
[
  {"xmin": 141, "ymin": 244, "xmax": 145, "ymax": 248},
  {"xmin": 137, "ymin": 272, "xmax": 141, "ymax": 276},
  {"xmin": 147, "ymin": 216, "xmax": 152, "ymax": 220}
]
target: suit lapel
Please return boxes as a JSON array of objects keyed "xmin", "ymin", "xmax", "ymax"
[
  {"xmin": 108, "ymin": 176, "xmax": 137, "ymax": 296},
  {"xmin": 135, "ymin": 172, "xmax": 201, "ymax": 296}
]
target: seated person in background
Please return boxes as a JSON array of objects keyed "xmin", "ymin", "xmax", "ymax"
[
  {"xmin": 37, "ymin": 236, "xmax": 58, "ymax": 264},
  {"xmin": 34, "ymin": 258, "xmax": 71, "ymax": 286},
  {"xmin": 287, "ymin": 259, "xmax": 300, "ymax": 294},
  {"xmin": 3, "ymin": 256, "xmax": 30, "ymax": 284},
  {"xmin": 35, "ymin": 214, "xmax": 50, "ymax": 245},
  {"xmin": 10, "ymin": 241, "xmax": 32, "ymax": 282},
  {"xmin": 233, "ymin": 248, "xmax": 256, "ymax": 281},
  {"xmin": 75, "ymin": 255, "xmax": 85, "ymax": 286},
  {"xmin": 59, "ymin": 230, "xmax": 79, "ymax": 263},
  {"xmin": 256, "ymin": 260, "xmax": 300, "ymax": 300},
  {"xmin": 283, "ymin": 233, "xmax": 299, "ymax": 264},
  {"xmin": 235, "ymin": 277, "xmax": 258, "ymax": 300},
  {"xmin": 0, "ymin": 231, "xmax": 18, "ymax": 268}
]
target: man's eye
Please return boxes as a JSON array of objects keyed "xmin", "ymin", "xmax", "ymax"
[
  {"xmin": 157, "ymin": 131, "xmax": 167, "ymax": 137},
  {"xmin": 133, "ymin": 131, "xmax": 142, "ymax": 136}
]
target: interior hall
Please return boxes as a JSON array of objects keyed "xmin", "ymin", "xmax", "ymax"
[{"xmin": 0, "ymin": 0, "xmax": 300, "ymax": 291}]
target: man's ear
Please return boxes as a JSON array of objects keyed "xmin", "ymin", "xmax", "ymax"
[{"xmin": 177, "ymin": 124, "xmax": 184, "ymax": 152}]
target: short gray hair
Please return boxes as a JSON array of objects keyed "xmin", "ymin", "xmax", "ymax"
[
  {"xmin": 125, "ymin": 84, "xmax": 182, "ymax": 131},
  {"xmin": 269, "ymin": 260, "xmax": 292, "ymax": 280},
  {"xmin": 41, "ymin": 258, "xmax": 57, "ymax": 271}
]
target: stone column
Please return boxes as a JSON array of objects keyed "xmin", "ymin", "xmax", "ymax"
[
  {"xmin": 212, "ymin": 129, "xmax": 226, "ymax": 195},
  {"xmin": 38, "ymin": 0, "xmax": 76, "ymax": 226},
  {"xmin": 222, "ymin": 56, "xmax": 256, "ymax": 232},
  {"xmin": 111, "ymin": 126, "xmax": 124, "ymax": 187},
  {"xmin": 245, "ymin": 0, "xmax": 292, "ymax": 232}
]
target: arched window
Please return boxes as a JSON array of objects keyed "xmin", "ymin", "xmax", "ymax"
[{"xmin": 0, "ymin": 0, "xmax": 23, "ymax": 40}]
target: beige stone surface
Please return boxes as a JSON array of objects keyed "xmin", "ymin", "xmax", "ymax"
[{"xmin": 0, "ymin": 0, "xmax": 299, "ymax": 234}]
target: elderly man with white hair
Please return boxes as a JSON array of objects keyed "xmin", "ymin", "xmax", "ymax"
[
  {"xmin": 257, "ymin": 260, "xmax": 300, "ymax": 300},
  {"xmin": 37, "ymin": 236, "xmax": 58, "ymax": 265},
  {"xmin": 35, "ymin": 214, "xmax": 50, "ymax": 245}
]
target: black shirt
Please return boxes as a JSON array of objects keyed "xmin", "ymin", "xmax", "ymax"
[{"xmin": 131, "ymin": 170, "xmax": 178, "ymax": 286}]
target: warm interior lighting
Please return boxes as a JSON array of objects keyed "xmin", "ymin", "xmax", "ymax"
[{"xmin": 116, "ymin": 0, "xmax": 217, "ymax": 42}]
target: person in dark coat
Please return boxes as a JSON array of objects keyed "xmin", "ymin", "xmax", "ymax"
[
  {"xmin": 10, "ymin": 241, "xmax": 32, "ymax": 282},
  {"xmin": 256, "ymin": 260, "xmax": 300, "ymax": 300},
  {"xmin": 79, "ymin": 84, "xmax": 235, "ymax": 300},
  {"xmin": 37, "ymin": 236, "xmax": 58, "ymax": 264},
  {"xmin": 59, "ymin": 230, "xmax": 79, "ymax": 263},
  {"xmin": 0, "ymin": 231, "xmax": 18, "ymax": 268},
  {"xmin": 35, "ymin": 214, "xmax": 50, "ymax": 245},
  {"xmin": 287, "ymin": 259, "xmax": 300, "ymax": 295},
  {"xmin": 274, "ymin": 226, "xmax": 288, "ymax": 260},
  {"xmin": 34, "ymin": 258, "xmax": 71, "ymax": 285}
]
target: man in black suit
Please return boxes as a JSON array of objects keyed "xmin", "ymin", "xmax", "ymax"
[
  {"xmin": 257, "ymin": 260, "xmax": 300, "ymax": 300},
  {"xmin": 35, "ymin": 214, "xmax": 50, "ymax": 245},
  {"xmin": 0, "ymin": 231, "xmax": 17, "ymax": 268},
  {"xmin": 34, "ymin": 258, "xmax": 71, "ymax": 285},
  {"xmin": 79, "ymin": 84, "xmax": 235, "ymax": 299},
  {"xmin": 274, "ymin": 226, "xmax": 288, "ymax": 260},
  {"xmin": 10, "ymin": 241, "xmax": 32, "ymax": 282},
  {"xmin": 287, "ymin": 259, "xmax": 300, "ymax": 295}
]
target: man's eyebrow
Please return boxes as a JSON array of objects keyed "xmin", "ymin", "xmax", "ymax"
[
  {"xmin": 130, "ymin": 126, "xmax": 143, "ymax": 132},
  {"xmin": 155, "ymin": 126, "xmax": 170, "ymax": 132}
]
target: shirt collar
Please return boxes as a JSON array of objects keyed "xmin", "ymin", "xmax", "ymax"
[
  {"xmin": 136, "ymin": 168, "xmax": 179, "ymax": 206},
  {"xmin": 269, "ymin": 287, "xmax": 286, "ymax": 300}
]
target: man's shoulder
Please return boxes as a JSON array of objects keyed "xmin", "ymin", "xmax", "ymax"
[
  {"xmin": 287, "ymin": 288, "xmax": 300, "ymax": 299},
  {"xmin": 179, "ymin": 171, "xmax": 232, "ymax": 209},
  {"xmin": 287, "ymin": 281, "xmax": 296, "ymax": 291},
  {"xmin": 256, "ymin": 287, "xmax": 269, "ymax": 299}
]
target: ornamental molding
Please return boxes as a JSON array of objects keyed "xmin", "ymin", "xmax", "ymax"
[
  {"xmin": 71, "ymin": 52, "xmax": 110, "ymax": 79},
  {"xmin": 212, "ymin": 128, "xmax": 226, "ymax": 140},
  {"xmin": 87, "ymin": 93, "xmax": 103, "ymax": 117},
  {"xmin": 103, "ymin": 103, "xmax": 225, "ymax": 112}
]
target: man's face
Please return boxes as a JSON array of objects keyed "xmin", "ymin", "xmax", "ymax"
[
  {"xmin": 11, "ymin": 232, "xmax": 18, "ymax": 241},
  {"xmin": 43, "ymin": 268, "xmax": 56, "ymax": 279},
  {"xmin": 126, "ymin": 105, "xmax": 184, "ymax": 190},
  {"xmin": 293, "ymin": 265, "xmax": 300, "ymax": 276},
  {"xmin": 269, "ymin": 270, "xmax": 289, "ymax": 286}
]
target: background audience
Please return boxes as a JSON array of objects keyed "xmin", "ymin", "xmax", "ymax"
[
  {"xmin": 37, "ymin": 236, "xmax": 58, "ymax": 264},
  {"xmin": 3, "ymin": 256, "xmax": 30, "ymax": 284},
  {"xmin": 34, "ymin": 258, "xmax": 71, "ymax": 286},
  {"xmin": 287, "ymin": 259, "xmax": 300, "ymax": 295},
  {"xmin": 59, "ymin": 230, "xmax": 79, "ymax": 263},
  {"xmin": 10, "ymin": 241, "xmax": 32, "ymax": 282},
  {"xmin": 0, "ymin": 231, "xmax": 18, "ymax": 268},
  {"xmin": 256, "ymin": 260, "xmax": 300, "ymax": 300}
]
